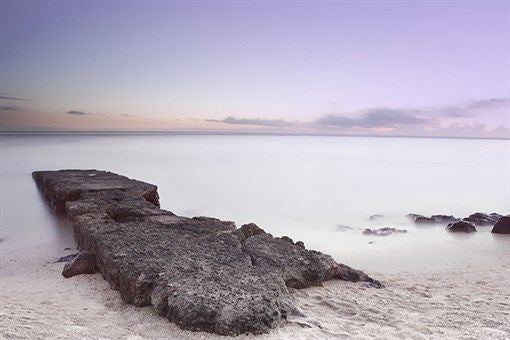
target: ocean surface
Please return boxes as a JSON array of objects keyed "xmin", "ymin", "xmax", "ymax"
[{"xmin": 1, "ymin": 134, "xmax": 509, "ymax": 274}]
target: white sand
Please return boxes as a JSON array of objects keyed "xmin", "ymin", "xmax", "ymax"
[{"xmin": 1, "ymin": 241, "xmax": 509, "ymax": 340}]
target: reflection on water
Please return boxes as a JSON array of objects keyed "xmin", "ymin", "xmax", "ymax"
[{"xmin": 1, "ymin": 134, "xmax": 509, "ymax": 273}]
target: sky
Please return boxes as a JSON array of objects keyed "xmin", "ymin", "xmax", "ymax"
[{"xmin": 0, "ymin": 1, "xmax": 509, "ymax": 138}]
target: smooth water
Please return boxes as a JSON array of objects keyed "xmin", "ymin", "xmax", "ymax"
[{"xmin": 1, "ymin": 134, "xmax": 509, "ymax": 273}]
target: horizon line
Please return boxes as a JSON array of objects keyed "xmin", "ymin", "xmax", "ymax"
[{"xmin": 0, "ymin": 130, "xmax": 508, "ymax": 141}]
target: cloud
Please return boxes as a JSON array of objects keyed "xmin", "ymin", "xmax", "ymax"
[
  {"xmin": 315, "ymin": 108, "xmax": 430, "ymax": 128},
  {"xmin": 442, "ymin": 97, "xmax": 510, "ymax": 117},
  {"xmin": 0, "ymin": 93, "xmax": 32, "ymax": 101},
  {"xmin": 0, "ymin": 105, "xmax": 22, "ymax": 112},
  {"xmin": 201, "ymin": 98, "xmax": 507, "ymax": 138},
  {"xmin": 206, "ymin": 116, "xmax": 294, "ymax": 127},
  {"xmin": 120, "ymin": 113, "xmax": 135, "ymax": 117},
  {"xmin": 66, "ymin": 110, "xmax": 90, "ymax": 116}
]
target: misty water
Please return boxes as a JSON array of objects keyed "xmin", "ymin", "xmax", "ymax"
[{"xmin": 1, "ymin": 134, "xmax": 509, "ymax": 274}]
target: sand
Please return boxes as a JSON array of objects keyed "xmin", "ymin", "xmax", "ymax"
[{"xmin": 1, "ymin": 239, "xmax": 509, "ymax": 340}]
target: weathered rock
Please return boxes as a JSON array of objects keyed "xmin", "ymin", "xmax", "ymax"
[
  {"xmin": 463, "ymin": 212, "xmax": 501, "ymax": 226},
  {"xmin": 362, "ymin": 227, "xmax": 407, "ymax": 236},
  {"xmin": 492, "ymin": 216, "xmax": 510, "ymax": 234},
  {"xmin": 54, "ymin": 253, "xmax": 79, "ymax": 263},
  {"xmin": 33, "ymin": 169, "xmax": 381, "ymax": 335},
  {"xmin": 62, "ymin": 251, "xmax": 96, "ymax": 278},
  {"xmin": 446, "ymin": 221, "xmax": 476, "ymax": 233}
]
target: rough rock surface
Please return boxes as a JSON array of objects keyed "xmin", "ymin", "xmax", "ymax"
[
  {"xmin": 62, "ymin": 251, "xmax": 96, "ymax": 278},
  {"xmin": 33, "ymin": 169, "xmax": 381, "ymax": 335},
  {"xmin": 491, "ymin": 216, "xmax": 510, "ymax": 234},
  {"xmin": 463, "ymin": 212, "xmax": 502, "ymax": 226},
  {"xmin": 446, "ymin": 221, "xmax": 477, "ymax": 233},
  {"xmin": 362, "ymin": 227, "xmax": 407, "ymax": 236}
]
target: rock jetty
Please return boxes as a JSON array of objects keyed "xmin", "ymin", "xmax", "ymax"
[{"xmin": 33, "ymin": 170, "xmax": 381, "ymax": 335}]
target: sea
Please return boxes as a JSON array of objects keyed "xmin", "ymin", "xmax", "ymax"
[{"xmin": 1, "ymin": 134, "xmax": 509, "ymax": 274}]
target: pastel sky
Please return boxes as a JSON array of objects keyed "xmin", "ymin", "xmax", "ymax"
[{"xmin": 1, "ymin": 1, "xmax": 509, "ymax": 138}]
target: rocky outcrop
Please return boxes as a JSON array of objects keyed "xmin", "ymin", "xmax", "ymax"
[
  {"xmin": 33, "ymin": 170, "xmax": 381, "ymax": 335},
  {"xmin": 408, "ymin": 212, "xmax": 503, "ymax": 227},
  {"xmin": 463, "ymin": 212, "xmax": 502, "ymax": 226},
  {"xmin": 362, "ymin": 227, "xmax": 407, "ymax": 236},
  {"xmin": 492, "ymin": 216, "xmax": 510, "ymax": 234},
  {"xmin": 62, "ymin": 251, "xmax": 96, "ymax": 278},
  {"xmin": 446, "ymin": 221, "xmax": 476, "ymax": 233}
]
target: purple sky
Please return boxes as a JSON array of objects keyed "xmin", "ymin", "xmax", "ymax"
[{"xmin": 1, "ymin": 1, "xmax": 509, "ymax": 137}]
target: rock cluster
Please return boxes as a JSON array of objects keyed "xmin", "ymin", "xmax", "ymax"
[
  {"xmin": 34, "ymin": 170, "xmax": 381, "ymax": 335},
  {"xmin": 408, "ymin": 212, "xmax": 503, "ymax": 226}
]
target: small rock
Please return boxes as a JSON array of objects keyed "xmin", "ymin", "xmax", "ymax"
[
  {"xmin": 362, "ymin": 227, "xmax": 407, "ymax": 236},
  {"xmin": 295, "ymin": 241, "xmax": 305, "ymax": 249},
  {"xmin": 54, "ymin": 253, "xmax": 79, "ymax": 263},
  {"xmin": 64, "ymin": 247, "xmax": 71, "ymax": 250},
  {"xmin": 62, "ymin": 251, "xmax": 96, "ymax": 278},
  {"xmin": 369, "ymin": 214, "xmax": 383, "ymax": 220},
  {"xmin": 410, "ymin": 214, "xmax": 459, "ymax": 225},
  {"xmin": 446, "ymin": 221, "xmax": 476, "ymax": 233},
  {"xmin": 414, "ymin": 216, "xmax": 437, "ymax": 224},
  {"xmin": 491, "ymin": 216, "xmax": 510, "ymax": 234}
]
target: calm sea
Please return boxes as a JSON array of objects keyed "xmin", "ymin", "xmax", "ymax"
[{"xmin": 1, "ymin": 134, "xmax": 509, "ymax": 273}]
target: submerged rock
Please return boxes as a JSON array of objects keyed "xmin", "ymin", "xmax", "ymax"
[
  {"xmin": 362, "ymin": 227, "xmax": 407, "ymax": 236},
  {"xmin": 491, "ymin": 216, "xmax": 510, "ymax": 234},
  {"xmin": 33, "ymin": 169, "xmax": 381, "ymax": 336},
  {"xmin": 463, "ymin": 212, "xmax": 501, "ymax": 226},
  {"xmin": 62, "ymin": 251, "xmax": 96, "ymax": 278},
  {"xmin": 446, "ymin": 221, "xmax": 476, "ymax": 233}
]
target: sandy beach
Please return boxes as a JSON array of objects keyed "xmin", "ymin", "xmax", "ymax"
[{"xmin": 2, "ymin": 233, "xmax": 509, "ymax": 339}]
